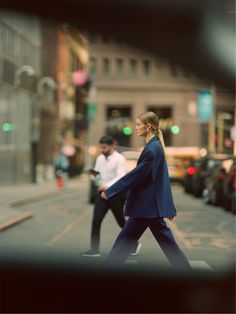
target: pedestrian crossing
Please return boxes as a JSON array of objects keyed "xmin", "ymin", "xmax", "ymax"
[
  {"xmin": 125, "ymin": 259, "xmax": 212, "ymax": 270},
  {"xmin": 189, "ymin": 260, "xmax": 212, "ymax": 270}
]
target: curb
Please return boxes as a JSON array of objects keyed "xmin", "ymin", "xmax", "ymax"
[
  {"xmin": 10, "ymin": 191, "xmax": 63, "ymax": 208},
  {"xmin": 0, "ymin": 180, "xmax": 82, "ymax": 232},
  {"xmin": 9, "ymin": 186, "xmax": 79, "ymax": 208},
  {"xmin": 0, "ymin": 211, "xmax": 33, "ymax": 232}
]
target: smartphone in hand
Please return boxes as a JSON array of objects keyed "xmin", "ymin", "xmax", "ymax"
[{"xmin": 89, "ymin": 169, "xmax": 100, "ymax": 176}]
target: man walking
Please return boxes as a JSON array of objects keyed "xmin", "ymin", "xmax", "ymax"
[{"xmin": 81, "ymin": 135, "xmax": 142, "ymax": 257}]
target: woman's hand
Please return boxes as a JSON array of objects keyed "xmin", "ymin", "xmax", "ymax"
[
  {"xmin": 101, "ymin": 191, "xmax": 108, "ymax": 200},
  {"xmin": 98, "ymin": 185, "xmax": 106, "ymax": 192}
]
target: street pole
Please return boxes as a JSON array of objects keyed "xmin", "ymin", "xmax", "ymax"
[
  {"xmin": 208, "ymin": 85, "xmax": 216, "ymax": 154},
  {"xmin": 217, "ymin": 112, "xmax": 224, "ymax": 153},
  {"xmin": 85, "ymin": 85, "xmax": 97, "ymax": 171}
]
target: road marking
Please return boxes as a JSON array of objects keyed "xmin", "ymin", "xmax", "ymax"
[
  {"xmin": 125, "ymin": 260, "xmax": 211, "ymax": 269},
  {"xmin": 46, "ymin": 207, "xmax": 91, "ymax": 247},
  {"xmin": 125, "ymin": 259, "xmax": 139, "ymax": 264},
  {"xmin": 0, "ymin": 211, "xmax": 33, "ymax": 231},
  {"xmin": 190, "ymin": 260, "xmax": 212, "ymax": 270}
]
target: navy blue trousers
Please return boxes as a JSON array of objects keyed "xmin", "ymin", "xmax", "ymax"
[{"xmin": 105, "ymin": 217, "xmax": 192, "ymax": 270}]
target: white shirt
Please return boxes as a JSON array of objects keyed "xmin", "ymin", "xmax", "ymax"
[{"xmin": 94, "ymin": 151, "xmax": 126, "ymax": 188}]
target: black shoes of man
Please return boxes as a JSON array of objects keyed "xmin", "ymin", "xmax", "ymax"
[{"xmin": 81, "ymin": 243, "xmax": 142, "ymax": 258}]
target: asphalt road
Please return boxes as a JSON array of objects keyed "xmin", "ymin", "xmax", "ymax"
[{"xmin": 0, "ymin": 176, "xmax": 235, "ymax": 271}]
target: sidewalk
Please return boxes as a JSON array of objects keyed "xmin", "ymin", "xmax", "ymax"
[{"xmin": 0, "ymin": 175, "xmax": 83, "ymax": 231}]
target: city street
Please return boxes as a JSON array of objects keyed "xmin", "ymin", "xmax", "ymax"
[
  {"xmin": 0, "ymin": 175, "xmax": 234, "ymax": 271},
  {"xmin": 0, "ymin": 3, "xmax": 235, "ymax": 312}
]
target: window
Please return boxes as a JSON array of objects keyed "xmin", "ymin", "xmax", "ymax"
[
  {"xmin": 171, "ymin": 66, "xmax": 178, "ymax": 77},
  {"xmin": 102, "ymin": 35, "xmax": 111, "ymax": 43},
  {"xmin": 89, "ymin": 57, "xmax": 96, "ymax": 75},
  {"xmin": 71, "ymin": 51, "xmax": 82, "ymax": 71},
  {"xmin": 129, "ymin": 59, "xmax": 137, "ymax": 77},
  {"xmin": 87, "ymin": 32, "xmax": 96, "ymax": 43},
  {"xmin": 106, "ymin": 106, "xmax": 132, "ymax": 147},
  {"xmin": 116, "ymin": 58, "xmax": 123, "ymax": 75},
  {"xmin": 103, "ymin": 58, "xmax": 110, "ymax": 75},
  {"xmin": 143, "ymin": 60, "xmax": 150, "ymax": 76},
  {"xmin": 148, "ymin": 106, "xmax": 172, "ymax": 146},
  {"xmin": 183, "ymin": 69, "xmax": 190, "ymax": 78}
]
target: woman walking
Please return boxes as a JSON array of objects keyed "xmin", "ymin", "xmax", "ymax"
[{"xmin": 101, "ymin": 111, "xmax": 191, "ymax": 270}]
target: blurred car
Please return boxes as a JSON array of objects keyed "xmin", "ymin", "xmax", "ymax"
[
  {"xmin": 165, "ymin": 147, "xmax": 201, "ymax": 185},
  {"xmin": 88, "ymin": 150, "xmax": 140, "ymax": 204},
  {"xmin": 222, "ymin": 159, "xmax": 236, "ymax": 214},
  {"xmin": 184, "ymin": 154, "xmax": 231, "ymax": 197},
  {"xmin": 166, "ymin": 158, "xmax": 186, "ymax": 184},
  {"xmin": 202, "ymin": 158, "xmax": 233, "ymax": 206},
  {"xmin": 183, "ymin": 159, "xmax": 200, "ymax": 194},
  {"xmin": 122, "ymin": 150, "xmax": 141, "ymax": 173}
]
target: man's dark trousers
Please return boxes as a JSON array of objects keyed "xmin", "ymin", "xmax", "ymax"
[{"xmin": 91, "ymin": 194, "xmax": 126, "ymax": 251}]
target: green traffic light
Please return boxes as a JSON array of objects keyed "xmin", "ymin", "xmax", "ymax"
[
  {"xmin": 123, "ymin": 127, "xmax": 132, "ymax": 136},
  {"xmin": 170, "ymin": 125, "xmax": 180, "ymax": 134},
  {"xmin": 2, "ymin": 123, "xmax": 11, "ymax": 132}
]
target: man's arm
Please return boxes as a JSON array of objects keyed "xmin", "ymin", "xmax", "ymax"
[{"xmin": 90, "ymin": 156, "xmax": 101, "ymax": 186}]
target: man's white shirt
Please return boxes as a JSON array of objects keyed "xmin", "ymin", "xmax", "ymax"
[{"xmin": 94, "ymin": 151, "xmax": 126, "ymax": 188}]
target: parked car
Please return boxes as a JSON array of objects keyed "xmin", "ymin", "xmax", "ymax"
[
  {"xmin": 222, "ymin": 159, "xmax": 236, "ymax": 214},
  {"xmin": 202, "ymin": 161, "xmax": 229, "ymax": 206},
  {"xmin": 184, "ymin": 154, "xmax": 231, "ymax": 197},
  {"xmin": 166, "ymin": 157, "xmax": 186, "ymax": 184},
  {"xmin": 165, "ymin": 147, "xmax": 200, "ymax": 185},
  {"xmin": 183, "ymin": 159, "xmax": 200, "ymax": 194},
  {"xmin": 122, "ymin": 150, "xmax": 141, "ymax": 173}
]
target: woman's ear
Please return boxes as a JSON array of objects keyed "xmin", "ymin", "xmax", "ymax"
[{"xmin": 146, "ymin": 123, "xmax": 152, "ymax": 131}]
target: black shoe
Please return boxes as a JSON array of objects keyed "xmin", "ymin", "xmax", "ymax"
[
  {"xmin": 81, "ymin": 249, "xmax": 101, "ymax": 257},
  {"xmin": 130, "ymin": 243, "xmax": 142, "ymax": 256}
]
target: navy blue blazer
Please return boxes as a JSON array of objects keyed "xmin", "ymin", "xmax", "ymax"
[{"xmin": 105, "ymin": 136, "xmax": 177, "ymax": 218}]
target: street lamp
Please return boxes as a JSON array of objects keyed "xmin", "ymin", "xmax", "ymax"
[
  {"xmin": 14, "ymin": 65, "xmax": 35, "ymax": 86},
  {"xmin": 37, "ymin": 77, "xmax": 57, "ymax": 95}
]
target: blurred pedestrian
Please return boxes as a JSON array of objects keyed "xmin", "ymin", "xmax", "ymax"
[
  {"xmin": 53, "ymin": 150, "xmax": 69, "ymax": 189},
  {"xmin": 101, "ymin": 112, "xmax": 191, "ymax": 270},
  {"xmin": 81, "ymin": 135, "xmax": 142, "ymax": 257}
]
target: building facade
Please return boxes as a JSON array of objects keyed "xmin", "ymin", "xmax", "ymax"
[
  {"xmin": 35, "ymin": 22, "xmax": 90, "ymax": 181},
  {"xmin": 0, "ymin": 11, "xmax": 42, "ymax": 185},
  {"xmin": 86, "ymin": 34, "xmax": 234, "ymax": 154},
  {"xmin": 55, "ymin": 25, "xmax": 90, "ymax": 176},
  {"xmin": 0, "ymin": 11, "xmax": 90, "ymax": 185}
]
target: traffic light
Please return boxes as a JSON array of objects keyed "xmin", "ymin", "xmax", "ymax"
[
  {"xmin": 170, "ymin": 125, "xmax": 180, "ymax": 134},
  {"xmin": 122, "ymin": 126, "xmax": 132, "ymax": 136},
  {"xmin": 2, "ymin": 123, "xmax": 13, "ymax": 132}
]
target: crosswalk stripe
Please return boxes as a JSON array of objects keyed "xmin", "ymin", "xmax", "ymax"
[
  {"xmin": 189, "ymin": 260, "xmax": 212, "ymax": 270},
  {"xmin": 125, "ymin": 259, "xmax": 139, "ymax": 264}
]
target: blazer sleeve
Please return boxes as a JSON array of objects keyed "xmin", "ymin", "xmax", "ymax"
[{"xmin": 105, "ymin": 150, "xmax": 154, "ymax": 199}]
